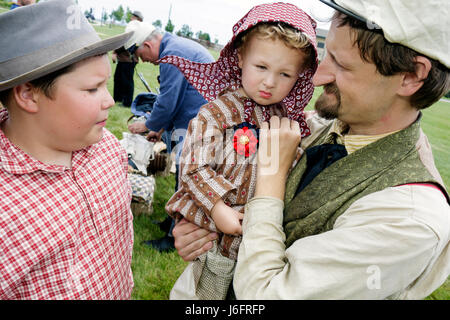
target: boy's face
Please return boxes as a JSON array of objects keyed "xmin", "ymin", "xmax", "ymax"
[
  {"xmin": 35, "ymin": 55, "xmax": 114, "ymax": 151},
  {"xmin": 237, "ymin": 35, "xmax": 306, "ymax": 106}
]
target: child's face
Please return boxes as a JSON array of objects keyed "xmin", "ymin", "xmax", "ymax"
[
  {"xmin": 238, "ymin": 35, "xmax": 306, "ymax": 106},
  {"xmin": 35, "ymin": 55, "xmax": 114, "ymax": 151}
]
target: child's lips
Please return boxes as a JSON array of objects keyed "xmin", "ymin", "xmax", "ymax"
[
  {"xmin": 259, "ymin": 91, "xmax": 272, "ymax": 99},
  {"xmin": 96, "ymin": 119, "xmax": 107, "ymax": 126}
]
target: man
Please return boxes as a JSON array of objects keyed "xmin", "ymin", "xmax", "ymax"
[
  {"xmin": 111, "ymin": 11, "xmax": 143, "ymax": 107},
  {"xmin": 124, "ymin": 21, "xmax": 215, "ymax": 252},
  {"xmin": 10, "ymin": 0, "xmax": 36, "ymax": 9},
  {"xmin": 131, "ymin": 10, "xmax": 144, "ymax": 22},
  {"xmin": 171, "ymin": 0, "xmax": 449, "ymax": 299}
]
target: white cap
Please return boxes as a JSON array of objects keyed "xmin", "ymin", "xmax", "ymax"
[
  {"xmin": 320, "ymin": 0, "xmax": 450, "ymax": 68},
  {"xmin": 124, "ymin": 20, "xmax": 156, "ymax": 50}
]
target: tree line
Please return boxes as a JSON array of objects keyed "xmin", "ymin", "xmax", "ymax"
[{"xmin": 88, "ymin": 4, "xmax": 218, "ymax": 45}]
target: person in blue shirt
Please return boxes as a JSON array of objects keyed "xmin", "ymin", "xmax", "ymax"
[
  {"xmin": 10, "ymin": 0, "xmax": 36, "ymax": 10},
  {"xmin": 125, "ymin": 21, "xmax": 214, "ymax": 252}
]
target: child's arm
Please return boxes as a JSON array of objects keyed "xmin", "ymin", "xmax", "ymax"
[{"xmin": 211, "ymin": 200, "xmax": 244, "ymax": 235}]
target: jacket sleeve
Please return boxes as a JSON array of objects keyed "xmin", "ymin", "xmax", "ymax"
[
  {"xmin": 178, "ymin": 108, "xmax": 236, "ymax": 215},
  {"xmin": 145, "ymin": 63, "xmax": 187, "ymax": 132},
  {"xmin": 234, "ymin": 185, "xmax": 447, "ymax": 299}
]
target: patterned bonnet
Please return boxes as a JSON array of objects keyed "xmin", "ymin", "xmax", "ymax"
[{"xmin": 157, "ymin": 2, "xmax": 318, "ymax": 137}]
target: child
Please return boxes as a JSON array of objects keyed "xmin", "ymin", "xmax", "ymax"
[
  {"xmin": 0, "ymin": 0, "xmax": 134, "ymax": 299},
  {"xmin": 162, "ymin": 3, "xmax": 318, "ymax": 298}
]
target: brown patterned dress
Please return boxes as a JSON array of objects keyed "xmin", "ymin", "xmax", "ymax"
[{"xmin": 165, "ymin": 89, "xmax": 300, "ymax": 259}]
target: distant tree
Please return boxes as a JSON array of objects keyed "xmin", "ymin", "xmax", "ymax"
[
  {"xmin": 165, "ymin": 19, "xmax": 175, "ymax": 33},
  {"xmin": 111, "ymin": 5, "xmax": 124, "ymax": 23},
  {"xmin": 153, "ymin": 19, "xmax": 162, "ymax": 28},
  {"xmin": 196, "ymin": 31, "xmax": 211, "ymax": 42},
  {"xmin": 125, "ymin": 7, "xmax": 132, "ymax": 23},
  {"xmin": 102, "ymin": 11, "xmax": 108, "ymax": 25},
  {"xmin": 176, "ymin": 24, "xmax": 193, "ymax": 38}
]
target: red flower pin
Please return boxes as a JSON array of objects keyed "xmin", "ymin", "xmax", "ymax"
[{"xmin": 233, "ymin": 126, "xmax": 258, "ymax": 157}]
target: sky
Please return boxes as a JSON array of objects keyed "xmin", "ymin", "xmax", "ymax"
[{"xmin": 74, "ymin": 0, "xmax": 335, "ymax": 45}]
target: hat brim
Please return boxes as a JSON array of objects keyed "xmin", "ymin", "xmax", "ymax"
[
  {"xmin": 0, "ymin": 31, "xmax": 133, "ymax": 92},
  {"xmin": 319, "ymin": 0, "xmax": 368, "ymax": 24}
]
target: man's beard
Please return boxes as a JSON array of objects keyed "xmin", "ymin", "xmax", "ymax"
[{"xmin": 314, "ymin": 82, "xmax": 341, "ymax": 120}]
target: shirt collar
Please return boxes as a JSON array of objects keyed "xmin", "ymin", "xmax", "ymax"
[
  {"xmin": 327, "ymin": 119, "xmax": 400, "ymax": 154},
  {"xmin": 0, "ymin": 109, "xmax": 96, "ymax": 175}
]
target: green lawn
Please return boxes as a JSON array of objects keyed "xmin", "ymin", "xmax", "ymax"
[{"xmin": 95, "ymin": 25, "xmax": 449, "ymax": 300}]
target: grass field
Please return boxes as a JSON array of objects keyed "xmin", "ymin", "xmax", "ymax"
[{"xmin": 103, "ymin": 24, "xmax": 449, "ymax": 300}]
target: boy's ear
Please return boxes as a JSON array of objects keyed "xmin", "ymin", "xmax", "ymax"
[
  {"xmin": 12, "ymin": 83, "xmax": 40, "ymax": 113},
  {"xmin": 397, "ymin": 56, "xmax": 431, "ymax": 97}
]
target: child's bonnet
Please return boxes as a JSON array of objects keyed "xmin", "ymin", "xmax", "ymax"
[{"xmin": 158, "ymin": 2, "xmax": 319, "ymax": 137}]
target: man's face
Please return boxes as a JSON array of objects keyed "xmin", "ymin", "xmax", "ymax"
[
  {"xmin": 312, "ymin": 20, "xmax": 401, "ymax": 134},
  {"xmin": 19, "ymin": 0, "xmax": 36, "ymax": 5},
  {"xmin": 134, "ymin": 41, "xmax": 159, "ymax": 65}
]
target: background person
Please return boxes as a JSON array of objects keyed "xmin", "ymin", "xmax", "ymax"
[
  {"xmin": 10, "ymin": 0, "xmax": 36, "ymax": 10},
  {"xmin": 111, "ymin": 11, "xmax": 143, "ymax": 107}
]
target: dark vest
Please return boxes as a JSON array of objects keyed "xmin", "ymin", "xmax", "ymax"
[{"xmin": 283, "ymin": 118, "xmax": 449, "ymax": 248}]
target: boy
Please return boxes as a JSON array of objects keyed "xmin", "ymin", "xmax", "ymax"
[{"xmin": 0, "ymin": 0, "xmax": 134, "ymax": 299}]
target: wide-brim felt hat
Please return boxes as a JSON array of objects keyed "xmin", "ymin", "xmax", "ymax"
[{"xmin": 0, "ymin": 0, "xmax": 133, "ymax": 91}]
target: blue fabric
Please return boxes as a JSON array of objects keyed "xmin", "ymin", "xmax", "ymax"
[
  {"xmin": 10, "ymin": 4, "xmax": 20, "ymax": 10},
  {"xmin": 295, "ymin": 144, "xmax": 348, "ymax": 197},
  {"xmin": 131, "ymin": 93, "xmax": 157, "ymax": 119},
  {"xmin": 145, "ymin": 33, "xmax": 214, "ymax": 134}
]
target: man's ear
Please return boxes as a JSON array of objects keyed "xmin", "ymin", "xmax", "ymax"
[
  {"xmin": 397, "ymin": 56, "xmax": 431, "ymax": 97},
  {"xmin": 12, "ymin": 83, "xmax": 40, "ymax": 113},
  {"xmin": 142, "ymin": 40, "xmax": 153, "ymax": 51}
]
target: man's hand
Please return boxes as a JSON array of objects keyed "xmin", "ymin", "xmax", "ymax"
[
  {"xmin": 128, "ymin": 121, "xmax": 148, "ymax": 134},
  {"xmin": 146, "ymin": 128, "xmax": 164, "ymax": 142},
  {"xmin": 172, "ymin": 219, "xmax": 218, "ymax": 261},
  {"xmin": 211, "ymin": 200, "xmax": 244, "ymax": 235}
]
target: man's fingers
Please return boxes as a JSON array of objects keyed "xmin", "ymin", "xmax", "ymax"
[
  {"xmin": 173, "ymin": 222, "xmax": 217, "ymax": 261},
  {"xmin": 290, "ymin": 119, "xmax": 300, "ymax": 132},
  {"xmin": 269, "ymin": 115, "xmax": 280, "ymax": 129}
]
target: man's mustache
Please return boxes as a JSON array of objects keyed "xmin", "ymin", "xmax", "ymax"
[{"xmin": 323, "ymin": 82, "xmax": 340, "ymax": 97}]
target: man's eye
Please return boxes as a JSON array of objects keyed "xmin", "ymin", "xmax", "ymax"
[{"xmin": 87, "ymin": 88, "xmax": 98, "ymax": 93}]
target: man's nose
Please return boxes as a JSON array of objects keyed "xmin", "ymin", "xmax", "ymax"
[{"xmin": 312, "ymin": 58, "xmax": 335, "ymax": 87}]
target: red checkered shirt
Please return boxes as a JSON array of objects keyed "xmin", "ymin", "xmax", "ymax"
[{"xmin": 0, "ymin": 109, "xmax": 134, "ymax": 299}]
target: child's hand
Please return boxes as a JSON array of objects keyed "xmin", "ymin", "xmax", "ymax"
[
  {"xmin": 211, "ymin": 200, "xmax": 244, "ymax": 235},
  {"xmin": 255, "ymin": 116, "xmax": 301, "ymax": 199}
]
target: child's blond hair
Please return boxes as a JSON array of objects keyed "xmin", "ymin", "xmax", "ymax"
[{"xmin": 237, "ymin": 22, "xmax": 315, "ymax": 70}]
